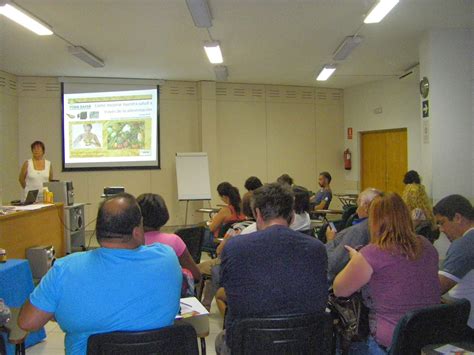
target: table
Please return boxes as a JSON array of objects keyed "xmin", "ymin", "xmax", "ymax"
[
  {"xmin": 0, "ymin": 259, "xmax": 46, "ymax": 354},
  {"xmin": 334, "ymin": 194, "xmax": 358, "ymax": 207},
  {"xmin": 0, "ymin": 203, "xmax": 65, "ymax": 259},
  {"xmin": 422, "ymin": 342, "xmax": 474, "ymax": 354},
  {"xmin": 196, "ymin": 208, "xmax": 221, "ymax": 219}
]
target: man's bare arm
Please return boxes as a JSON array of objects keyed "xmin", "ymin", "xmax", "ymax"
[{"xmin": 18, "ymin": 299, "xmax": 54, "ymax": 331}]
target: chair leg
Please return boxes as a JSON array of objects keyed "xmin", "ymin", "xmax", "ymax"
[
  {"xmin": 200, "ymin": 337, "xmax": 206, "ymax": 355},
  {"xmin": 15, "ymin": 342, "xmax": 25, "ymax": 355},
  {"xmin": 198, "ymin": 278, "xmax": 205, "ymax": 302}
]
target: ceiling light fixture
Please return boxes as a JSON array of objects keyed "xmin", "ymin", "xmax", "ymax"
[
  {"xmin": 185, "ymin": 0, "xmax": 212, "ymax": 28},
  {"xmin": 214, "ymin": 65, "xmax": 228, "ymax": 81},
  {"xmin": 333, "ymin": 36, "xmax": 363, "ymax": 61},
  {"xmin": 0, "ymin": 0, "xmax": 53, "ymax": 35},
  {"xmin": 316, "ymin": 64, "xmax": 336, "ymax": 81},
  {"xmin": 364, "ymin": 0, "xmax": 399, "ymax": 24},
  {"xmin": 204, "ymin": 41, "xmax": 223, "ymax": 64},
  {"xmin": 68, "ymin": 46, "xmax": 105, "ymax": 68}
]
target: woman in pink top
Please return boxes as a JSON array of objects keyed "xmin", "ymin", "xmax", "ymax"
[
  {"xmin": 208, "ymin": 182, "xmax": 246, "ymax": 238},
  {"xmin": 333, "ymin": 193, "xmax": 440, "ymax": 353},
  {"xmin": 137, "ymin": 193, "xmax": 201, "ymax": 281}
]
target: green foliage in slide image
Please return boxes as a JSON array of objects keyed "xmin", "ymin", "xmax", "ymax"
[
  {"xmin": 69, "ymin": 119, "xmax": 152, "ymax": 158},
  {"xmin": 106, "ymin": 121, "xmax": 146, "ymax": 150}
]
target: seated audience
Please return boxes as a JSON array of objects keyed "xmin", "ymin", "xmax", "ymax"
[
  {"xmin": 18, "ymin": 193, "xmax": 182, "ymax": 354},
  {"xmin": 137, "ymin": 193, "xmax": 201, "ymax": 281},
  {"xmin": 333, "ymin": 192, "xmax": 440, "ymax": 353},
  {"xmin": 326, "ymin": 188, "xmax": 381, "ymax": 282},
  {"xmin": 402, "ymin": 170, "xmax": 436, "ymax": 228},
  {"xmin": 239, "ymin": 185, "xmax": 312, "ymax": 235},
  {"xmin": 311, "ymin": 171, "xmax": 333, "ymax": 211},
  {"xmin": 276, "ymin": 173, "xmax": 294, "ymax": 186},
  {"xmin": 207, "ymin": 182, "xmax": 245, "ymax": 238},
  {"xmin": 434, "ymin": 195, "xmax": 474, "ymax": 336},
  {"xmin": 215, "ymin": 183, "xmax": 328, "ymax": 354},
  {"xmin": 290, "ymin": 185, "xmax": 311, "ymax": 231},
  {"xmin": 198, "ymin": 195, "xmax": 254, "ymax": 310}
]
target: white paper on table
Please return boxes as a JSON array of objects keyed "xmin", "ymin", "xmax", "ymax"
[
  {"xmin": 13, "ymin": 203, "xmax": 52, "ymax": 211},
  {"xmin": 434, "ymin": 344, "xmax": 474, "ymax": 354},
  {"xmin": 176, "ymin": 297, "xmax": 209, "ymax": 319}
]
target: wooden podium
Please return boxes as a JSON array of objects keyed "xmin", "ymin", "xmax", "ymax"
[{"xmin": 0, "ymin": 203, "xmax": 65, "ymax": 259}]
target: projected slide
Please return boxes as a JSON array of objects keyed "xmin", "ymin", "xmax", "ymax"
[{"xmin": 63, "ymin": 89, "xmax": 159, "ymax": 169}]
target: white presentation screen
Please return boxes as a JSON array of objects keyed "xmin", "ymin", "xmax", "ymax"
[{"xmin": 62, "ymin": 81, "xmax": 160, "ymax": 170}]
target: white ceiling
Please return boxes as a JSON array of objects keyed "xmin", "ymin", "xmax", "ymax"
[{"xmin": 0, "ymin": 0, "xmax": 472, "ymax": 88}]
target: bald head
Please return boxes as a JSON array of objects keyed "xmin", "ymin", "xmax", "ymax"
[{"xmin": 96, "ymin": 193, "xmax": 142, "ymax": 243}]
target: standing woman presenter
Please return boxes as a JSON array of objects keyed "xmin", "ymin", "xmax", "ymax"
[{"xmin": 18, "ymin": 141, "xmax": 53, "ymax": 201}]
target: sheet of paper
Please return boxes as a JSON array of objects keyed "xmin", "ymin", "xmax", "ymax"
[
  {"xmin": 434, "ymin": 344, "xmax": 474, "ymax": 354},
  {"xmin": 176, "ymin": 297, "xmax": 209, "ymax": 319},
  {"xmin": 13, "ymin": 204, "xmax": 52, "ymax": 211}
]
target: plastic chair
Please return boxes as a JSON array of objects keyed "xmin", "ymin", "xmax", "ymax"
[
  {"xmin": 229, "ymin": 312, "xmax": 333, "ymax": 355},
  {"xmin": 87, "ymin": 323, "xmax": 199, "ymax": 355},
  {"xmin": 175, "ymin": 225, "xmax": 206, "ymax": 264},
  {"xmin": 0, "ymin": 308, "xmax": 27, "ymax": 355},
  {"xmin": 389, "ymin": 298, "xmax": 471, "ymax": 355}
]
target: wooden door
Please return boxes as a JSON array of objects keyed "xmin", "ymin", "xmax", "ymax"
[{"xmin": 361, "ymin": 129, "xmax": 407, "ymax": 195}]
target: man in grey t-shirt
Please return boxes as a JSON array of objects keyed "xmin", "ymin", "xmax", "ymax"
[
  {"xmin": 434, "ymin": 194, "xmax": 474, "ymax": 331},
  {"xmin": 311, "ymin": 171, "xmax": 333, "ymax": 211},
  {"xmin": 326, "ymin": 188, "xmax": 381, "ymax": 281}
]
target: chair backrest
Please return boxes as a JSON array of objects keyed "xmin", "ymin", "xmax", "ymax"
[
  {"xmin": 230, "ymin": 312, "xmax": 333, "ymax": 355},
  {"xmin": 389, "ymin": 298, "xmax": 471, "ymax": 355},
  {"xmin": 87, "ymin": 323, "xmax": 199, "ymax": 355},
  {"xmin": 175, "ymin": 225, "xmax": 206, "ymax": 264}
]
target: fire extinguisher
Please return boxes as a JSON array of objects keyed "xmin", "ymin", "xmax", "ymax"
[{"xmin": 344, "ymin": 149, "xmax": 352, "ymax": 170}]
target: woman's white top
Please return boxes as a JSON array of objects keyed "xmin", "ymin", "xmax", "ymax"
[
  {"xmin": 239, "ymin": 212, "xmax": 311, "ymax": 235},
  {"xmin": 290, "ymin": 212, "xmax": 311, "ymax": 231},
  {"xmin": 24, "ymin": 159, "xmax": 51, "ymax": 201}
]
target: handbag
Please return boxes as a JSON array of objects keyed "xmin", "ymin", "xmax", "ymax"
[{"xmin": 327, "ymin": 289, "xmax": 370, "ymax": 350}]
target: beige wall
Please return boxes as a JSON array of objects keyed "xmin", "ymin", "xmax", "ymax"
[
  {"xmin": 0, "ymin": 71, "xmax": 20, "ymax": 204},
  {"xmin": 214, "ymin": 84, "xmax": 345, "ymax": 205},
  {"xmin": 343, "ymin": 68, "xmax": 421, "ymax": 192},
  {"xmin": 3, "ymin": 73, "xmax": 345, "ymax": 229}
]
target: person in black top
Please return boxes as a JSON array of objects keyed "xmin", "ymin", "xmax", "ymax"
[{"xmin": 215, "ymin": 183, "xmax": 328, "ymax": 354}]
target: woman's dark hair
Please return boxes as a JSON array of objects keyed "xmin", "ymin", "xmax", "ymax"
[
  {"xmin": 136, "ymin": 193, "xmax": 170, "ymax": 230},
  {"xmin": 31, "ymin": 141, "xmax": 45, "ymax": 153},
  {"xmin": 242, "ymin": 192, "xmax": 254, "ymax": 219},
  {"xmin": 217, "ymin": 182, "xmax": 242, "ymax": 214},
  {"xmin": 292, "ymin": 185, "xmax": 310, "ymax": 214},
  {"xmin": 244, "ymin": 176, "xmax": 263, "ymax": 191},
  {"xmin": 277, "ymin": 174, "xmax": 293, "ymax": 186},
  {"xmin": 403, "ymin": 170, "xmax": 421, "ymax": 184}
]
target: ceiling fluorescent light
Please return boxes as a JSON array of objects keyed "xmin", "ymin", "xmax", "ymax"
[
  {"xmin": 364, "ymin": 0, "xmax": 399, "ymax": 24},
  {"xmin": 204, "ymin": 41, "xmax": 223, "ymax": 64},
  {"xmin": 333, "ymin": 36, "xmax": 363, "ymax": 61},
  {"xmin": 185, "ymin": 0, "xmax": 212, "ymax": 28},
  {"xmin": 214, "ymin": 65, "xmax": 228, "ymax": 81},
  {"xmin": 316, "ymin": 64, "xmax": 336, "ymax": 81},
  {"xmin": 68, "ymin": 46, "xmax": 105, "ymax": 68},
  {"xmin": 0, "ymin": 1, "xmax": 53, "ymax": 35}
]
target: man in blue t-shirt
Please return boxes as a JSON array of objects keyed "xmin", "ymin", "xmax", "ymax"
[
  {"xmin": 434, "ymin": 194, "xmax": 474, "ymax": 334},
  {"xmin": 311, "ymin": 171, "xmax": 333, "ymax": 211},
  {"xmin": 19, "ymin": 193, "xmax": 182, "ymax": 355},
  {"xmin": 215, "ymin": 183, "xmax": 328, "ymax": 354}
]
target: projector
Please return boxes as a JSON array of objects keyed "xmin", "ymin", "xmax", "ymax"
[{"xmin": 103, "ymin": 186, "xmax": 125, "ymax": 196}]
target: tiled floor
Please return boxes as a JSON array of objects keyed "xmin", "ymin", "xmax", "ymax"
[{"xmin": 26, "ymin": 250, "xmax": 223, "ymax": 355}]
